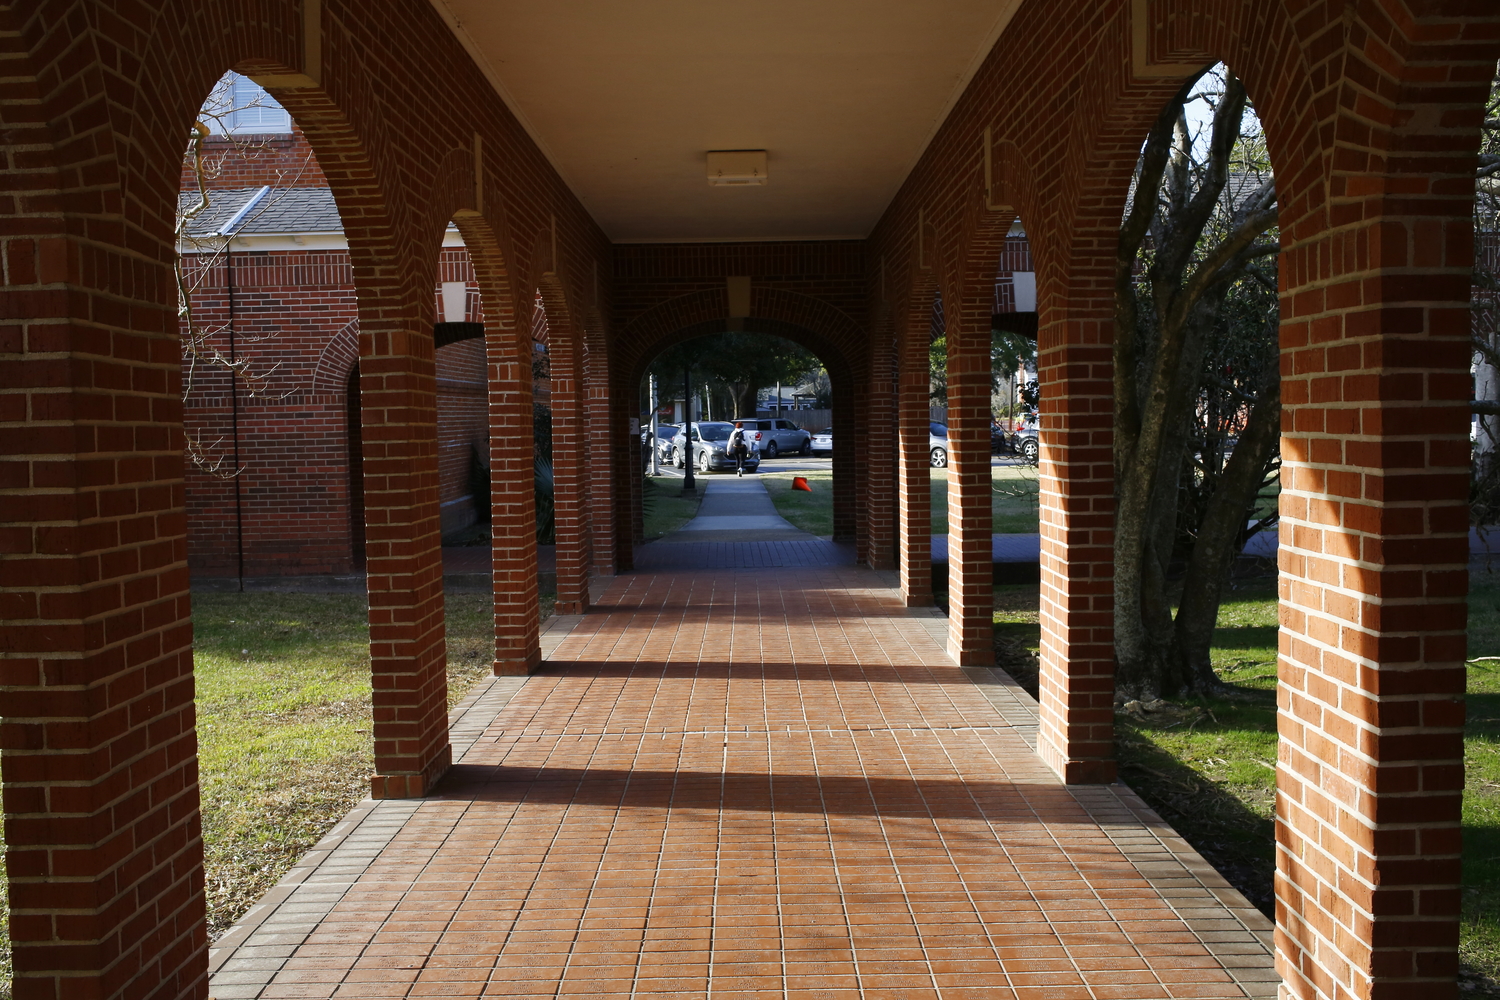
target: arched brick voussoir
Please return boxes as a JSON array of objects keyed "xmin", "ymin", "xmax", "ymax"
[{"xmin": 617, "ymin": 287, "xmax": 867, "ymax": 384}]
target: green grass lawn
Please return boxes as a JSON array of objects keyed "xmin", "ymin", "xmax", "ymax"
[
  {"xmin": 1463, "ymin": 576, "xmax": 1500, "ymax": 988},
  {"xmin": 931, "ymin": 464, "xmax": 1039, "ymax": 534},
  {"xmin": 761, "ymin": 469, "xmax": 835, "ymax": 536},
  {"xmin": 1111, "ymin": 578, "xmax": 1279, "ymax": 915},
  {"xmin": 760, "ymin": 465, "xmax": 1041, "ymax": 538},
  {"xmin": 992, "ymin": 578, "xmax": 1279, "ymax": 915},
  {"xmin": 641, "ymin": 474, "xmax": 704, "ymax": 538}
]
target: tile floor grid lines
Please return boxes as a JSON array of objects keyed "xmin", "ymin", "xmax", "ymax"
[
  {"xmin": 827, "ymin": 723, "xmax": 950, "ymax": 997},
  {"xmin": 209, "ymin": 563, "xmax": 1275, "ymax": 999}
]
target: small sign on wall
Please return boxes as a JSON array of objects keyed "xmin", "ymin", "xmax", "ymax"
[{"xmin": 629, "ymin": 418, "xmax": 640, "ymax": 436}]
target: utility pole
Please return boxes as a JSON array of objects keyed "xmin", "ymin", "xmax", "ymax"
[{"xmin": 682, "ymin": 360, "xmax": 696, "ymax": 493}]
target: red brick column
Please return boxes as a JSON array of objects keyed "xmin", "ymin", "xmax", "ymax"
[
  {"xmin": 1272, "ymin": 127, "xmax": 1482, "ymax": 1000},
  {"xmin": 1033, "ymin": 295, "xmax": 1116, "ymax": 784},
  {"xmin": 897, "ymin": 289, "xmax": 935, "ymax": 606},
  {"xmin": 359, "ymin": 313, "xmax": 452, "ymax": 799},
  {"xmin": 865, "ymin": 323, "xmax": 899, "ymax": 571},
  {"xmin": 585, "ymin": 327, "xmax": 616, "ymax": 576},
  {"xmin": 852, "ymin": 372, "xmax": 871, "ymax": 563},
  {"xmin": 945, "ymin": 282, "xmax": 996, "ymax": 666},
  {"xmin": 1262, "ymin": 17, "xmax": 1500, "ymax": 996},
  {"xmin": 541, "ymin": 287, "xmax": 591, "ymax": 614},
  {"xmin": 831, "ymin": 369, "xmax": 857, "ymax": 541},
  {"xmin": 0, "ymin": 184, "xmax": 209, "ymax": 999},
  {"xmin": 479, "ymin": 287, "xmax": 541, "ymax": 674}
]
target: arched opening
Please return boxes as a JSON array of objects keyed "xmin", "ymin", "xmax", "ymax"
[
  {"xmin": 630, "ymin": 325, "xmax": 851, "ymax": 568},
  {"xmin": 1461, "ymin": 58, "xmax": 1500, "ymax": 991},
  {"xmin": 424, "ymin": 219, "xmax": 511, "ymax": 701},
  {"xmin": 179, "ymin": 71, "xmax": 364, "ymax": 580},
  {"xmin": 993, "ymin": 58, "xmax": 1288, "ymax": 939},
  {"xmin": 431, "ymin": 226, "xmax": 491, "ymax": 546}
]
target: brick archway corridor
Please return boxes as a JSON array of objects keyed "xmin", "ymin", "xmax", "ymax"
[
  {"xmin": 6, "ymin": 2, "xmax": 1500, "ymax": 997},
  {"xmin": 208, "ymin": 563, "xmax": 1274, "ymax": 1000}
]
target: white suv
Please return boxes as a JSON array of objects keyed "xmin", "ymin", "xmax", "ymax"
[{"xmin": 745, "ymin": 418, "xmax": 811, "ymax": 458}]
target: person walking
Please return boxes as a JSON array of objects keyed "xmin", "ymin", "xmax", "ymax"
[{"xmin": 728, "ymin": 421, "xmax": 750, "ymax": 477}]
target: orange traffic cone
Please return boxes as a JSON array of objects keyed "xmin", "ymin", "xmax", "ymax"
[{"xmin": 792, "ymin": 476, "xmax": 812, "ymax": 492}]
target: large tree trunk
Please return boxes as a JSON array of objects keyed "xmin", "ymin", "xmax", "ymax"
[
  {"xmin": 1169, "ymin": 376, "xmax": 1281, "ymax": 689},
  {"xmin": 730, "ymin": 382, "xmax": 759, "ymax": 418},
  {"xmin": 1115, "ymin": 306, "xmax": 1219, "ymax": 700}
]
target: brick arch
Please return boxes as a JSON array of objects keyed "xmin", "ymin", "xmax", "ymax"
[
  {"xmin": 618, "ymin": 286, "xmax": 866, "ymax": 381},
  {"xmin": 312, "ymin": 318, "xmax": 361, "ymax": 395},
  {"xmin": 623, "ymin": 317, "xmax": 854, "ymax": 390},
  {"xmin": 890, "ymin": 7, "xmax": 1500, "ymax": 999},
  {"xmin": 615, "ymin": 294, "xmax": 866, "ymax": 558},
  {"xmin": 617, "ymin": 303, "xmax": 864, "ymax": 552},
  {"xmin": 934, "ymin": 0, "xmax": 1323, "ymax": 776},
  {"xmin": 6, "ymin": 3, "xmax": 615, "ymax": 998}
]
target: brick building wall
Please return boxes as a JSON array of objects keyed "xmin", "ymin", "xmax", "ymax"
[
  {"xmin": 181, "ymin": 129, "xmax": 331, "ymax": 190},
  {"xmin": 180, "ymin": 137, "xmax": 494, "ymax": 576}
]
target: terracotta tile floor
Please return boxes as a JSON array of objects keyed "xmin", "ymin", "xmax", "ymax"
[{"xmin": 209, "ymin": 566, "xmax": 1275, "ymax": 999}]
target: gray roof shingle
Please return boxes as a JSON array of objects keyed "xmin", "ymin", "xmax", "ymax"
[{"xmin": 178, "ymin": 186, "xmax": 343, "ymax": 238}]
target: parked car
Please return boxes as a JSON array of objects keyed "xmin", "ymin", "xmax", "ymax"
[
  {"xmin": 1013, "ymin": 423, "xmax": 1038, "ymax": 464},
  {"xmin": 927, "ymin": 421, "xmax": 1018, "ymax": 466},
  {"xmin": 670, "ymin": 421, "xmax": 761, "ymax": 473},
  {"xmin": 810, "ymin": 429, "xmax": 833, "ymax": 455},
  {"xmin": 929, "ymin": 422, "xmax": 950, "ymax": 467},
  {"xmin": 744, "ymin": 417, "xmax": 812, "ymax": 458},
  {"xmin": 649, "ymin": 423, "xmax": 678, "ymax": 463}
]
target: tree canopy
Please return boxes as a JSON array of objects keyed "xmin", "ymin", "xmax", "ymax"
[{"xmin": 645, "ymin": 332, "xmax": 822, "ymax": 418}]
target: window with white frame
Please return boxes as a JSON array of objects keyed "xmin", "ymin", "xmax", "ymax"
[{"xmin": 202, "ymin": 72, "xmax": 293, "ymax": 134}]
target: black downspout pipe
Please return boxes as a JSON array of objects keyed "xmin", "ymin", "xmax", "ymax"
[{"xmin": 225, "ymin": 244, "xmax": 246, "ymax": 592}]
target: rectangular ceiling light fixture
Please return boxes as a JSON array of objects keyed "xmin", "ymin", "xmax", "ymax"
[{"xmin": 707, "ymin": 150, "xmax": 768, "ymax": 186}]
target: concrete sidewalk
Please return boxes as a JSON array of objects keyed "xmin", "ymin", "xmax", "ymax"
[{"xmin": 664, "ymin": 476, "xmax": 815, "ymax": 542}]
